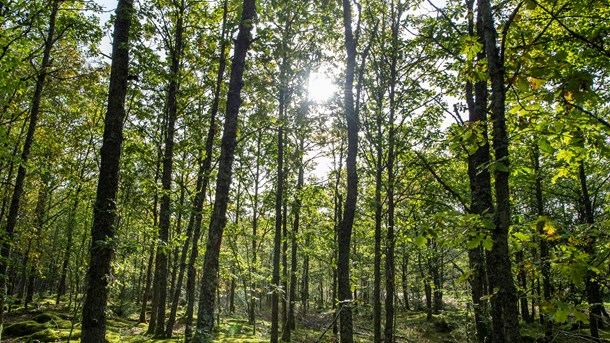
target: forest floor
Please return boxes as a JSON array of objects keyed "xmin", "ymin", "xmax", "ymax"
[{"xmin": 2, "ymin": 299, "xmax": 610, "ymax": 342}]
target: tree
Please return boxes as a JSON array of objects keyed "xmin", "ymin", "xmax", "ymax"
[
  {"xmin": 0, "ymin": 0, "xmax": 58, "ymax": 327},
  {"xmin": 477, "ymin": 0, "xmax": 522, "ymax": 341},
  {"xmin": 338, "ymin": 0, "xmax": 358, "ymax": 342},
  {"xmin": 192, "ymin": 0, "xmax": 256, "ymax": 339},
  {"xmin": 80, "ymin": 0, "xmax": 134, "ymax": 341}
]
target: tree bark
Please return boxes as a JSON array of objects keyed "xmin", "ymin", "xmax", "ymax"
[
  {"xmin": 532, "ymin": 144, "xmax": 552, "ymax": 339},
  {"xmin": 192, "ymin": 0, "xmax": 255, "ymax": 340},
  {"xmin": 182, "ymin": 4, "xmax": 229, "ymax": 340},
  {"xmin": 80, "ymin": 0, "xmax": 133, "ymax": 340},
  {"xmin": 152, "ymin": 0, "xmax": 185, "ymax": 336},
  {"xmin": 339, "ymin": 0, "xmax": 358, "ymax": 341},
  {"xmin": 477, "ymin": 0, "xmax": 522, "ymax": 341},
  {"xmin": 373, "ymin": 88, "xmax": 383, "ymax": 343},
  {"xmin": 139, "ymin": 244, "xmax": 155, "ymax": 323},
  {"xmin": 579, "ymin": 162, "xmax": 603, "ymax": 342},
  {"xmin": 271, "ymin": 55, "xmax": 287, "ymax": 343},
  {"xmin": 384, "ymin": 3, "xmax": 400, "ymax": 339},
  {"xmin": 464, "ymin": 2, "xmax": 491, "ymax": 341}
]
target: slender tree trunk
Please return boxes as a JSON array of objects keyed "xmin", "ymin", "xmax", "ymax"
[
  {"xmin": 332, "ymin": 140, "xmax": 344, "ymax": 337},
  {"xmin": 168, "ymin": 172, "xmax": 186, "ymax": 304},
  {"xmin": 301, "ymin": 233, "xmax": 309, "ymax": 315},
  {"xmin": 533, "ymin": 144, "xmax": 552, "ymax": 339},
  {"xmin": 401, "ymin": 247, "xmax": 410, "ymax": 310},
  {"xmin": 80, "ymin": 0, "xmax": 133, "ymax": 340},
  {"xmin": 0, "ymin": 0, "xmax": 58, "ymax": 326},
  {"xmin": 192, "ymin": 0, "xmax": 255, "ymax": 340},
  {"xmin": 248, "ymin": 130, "xmax": 262, "ymax": 328},
  {"xmin": 372, "ymin": 89, "xmax": 383, "ymax": 343},
  {"xmin": 153, "ymin": 0, "xmax": 185, "ymax": 336},
  {"xmin": 139, "ymin": 244, "xmax": 155, "ymax": 323},
  {"xmin": 579, "ymin": 162, "xmax": 603, "ymax": 341},
  {"xmin": 282, "ymin": 118, "xmax": 306, "ymax": 341},
  {"xmin": 183, "ymin": 3, "xmax": 229, "ymax": 339},
  {"xmin": 57, "ymin": 184, "xmax": 82, "ymax": 305},
  {"xmin": 339, "ymin": 0, "xmax": 357, "ymax": 341},
  {"xmin": 271, "ymin": 54, "xmax": 287, "ymax": 343},
  {"xmin": 478, "ymin": 0, "xmax": 522, "ymax": 341},
  {"xmin": 24, "ymin": 173, "xmax": 50, "ymax": 310},
  {"xmin": 515, "ymin": 251, "xmax": 531, "ymax": 322},
  {"xmin": 464, "ymin": 2, "xmax": 491, "ymax": 341},
  {"xmin": 384, "ymin": 4, "xmax": 400, "ymax": 339}
]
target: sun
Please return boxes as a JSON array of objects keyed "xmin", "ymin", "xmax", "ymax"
[{"xmin": 308, "ymin": 71, "xmax": 336, "ymax": 103}]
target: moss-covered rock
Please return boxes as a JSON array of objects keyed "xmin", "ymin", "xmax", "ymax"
[
  {"xmin": 29, "ymin": 328, "xmax": 61, "ymax": 342},
  {"xmin": 3, "ymin": 320, "xmax": 48, "ymax": 338},
  {"xmin": 34, "ymin": 312, "xmax": 60, "ymax": 323}
]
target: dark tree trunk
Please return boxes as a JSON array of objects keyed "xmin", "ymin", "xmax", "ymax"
[
  {"xmin": 332, "ymin": 140, "xmax": 344, "ymax": 336},
  {"xmin": 515, "ymin": 251, "xmax": 531, "ymax": 322},
  {"xmin": 401, "ymin": 247, "xmax": 410, "ymax": 310},
  {"xmin": 282, "ymin": 110, "xmax": 306, "ymax": 340},
  {"xmin": 533, "ymin": 144, "xmax": 552, "ymax": 338},
  {"xmin": 384, "ymin": 4, "xmax": 400, "ymax": 340},
  {"xmin": 0, "ymin": 0, "xmax": 58, "ymax": 325},
  {"xmin": 139, "ymin": 244, "xmax": 155, "ymax": 323},
  {"xmin": 165, "ymin": 170, "xmax": 186, "ymax": 336},
  {"xmin": 192, "ymin": 0, "xmax": 255, "ymax": 340},
  {"xmin": 80, "ymin": 0, "xmax": 133, "ymax": 341},
  {"xmin": 464, "ymin": 2, "xmax": 491, "ymax": 341},
  {"xmin": 153, "ymin": 0, "xmax": 185, "ymax": 336},
  {"xmin": 147, "ymin": 124, "xmax": 164, "ymax": 335},
  {"xmin": 24, "ymin": 173, "xmax": 50, "ymax": 310},
  {"xmin": 372, "ymin": 87, "xmax": 383, "ymax": 343},
  {"xmin": 339, "ymin": 0, "xmax": 357, "ymax": 342},
  {"xmin": 271, "ymin": 54, "xmax": 287, "ymax": 343},
  {"xmin": 301, "ymin": 234, "xmax": 310, "ymax": 315},
  {"xmin": 183, "ymin": 2, "xmax": 229, "ymax": 338},
  {"xmin": 477, "ymin": 0, "xmax": 522, "ymax": 341},
  {"xmin": 168, "ymin": 171, "xmax": 186, "ymax": 306},
  {"xmin": 579, "ymin": 162, "xmax": 603, "ymax": 341},
  {"xmin": 57, "ymin": 183, "xmax": 84, "ymax": 305}
]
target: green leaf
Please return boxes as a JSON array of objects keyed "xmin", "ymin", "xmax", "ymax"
[
  {"xmin": 483, "ymin": 236, "xmax": 493, "ymax": 251},
  {"xmin": 512, "ymin": 231, "xmax": 530, "ymax": 242},
  {"xmin": 414, "ymin": 235, "xmax": 427, "ymax": 248}
]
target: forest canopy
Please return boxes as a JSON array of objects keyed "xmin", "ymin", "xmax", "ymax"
[{"xmin": 0, "ymin": 0, "xmax": 609, "ymax": 342}]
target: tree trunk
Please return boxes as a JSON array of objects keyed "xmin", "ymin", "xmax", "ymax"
[
  {"xmin": 339, "ymin": 1, "xmax": 358, "ymax": 342},
  {"xmin": 192, "ymin": 0, "xmax": 255, "ymax": 340},
  {"xmin": 271, "ymin": 54, "xmax": 287, "ymax": 343},
  {"xmin": 139, "ymin": 244, "xmax": 155, "ymax": 323},
  {"xmin": 182, "ymin": 3, "xmax": 229, "ymax": 339},
  {"xmin": 579, "ymin": 162, "xmax": 603, "ymax": 341},
  {"xmin": 478, "ymin": 0, "xmax": 522, "ymax": 341},
  {"xmin": 533, "ymin": 144, "xmax": 552, "ymax": 338},
  {"xmin": 25, "ymin": 173, "xmax": 50, "ymax": 310},
  {"xmin": 384, "ymin": 4, "xmax": 400, "ymax": 339},
  {"xmin": 80, "ymin": 0, "xmax": 133, "ymax": 340},
  {"xmin": 0, "ymin": 0, "xmax": 58, "ymax": 325},
  {"xmin": 372, "ymin": 89, "xmax": 383, "ymax": 343},
  {"xmin": 153, "ymin": 0, "xmax": 185, "ymax": 336},
  {"xmin": 248, "ymin": 130, "xmax": 262, "ymax": 329},
  {"xmin": 515, "ymin": 251, "xmax": 531, "ymax": 322},
  {"xmin": 282, "ymin": 116, "xmax": 306, "ymax": 340},
  {"xmin": 464, "ymin": 2, "xmax": 491, "ymax": 341},
  {"xmin": 401, "ymin": 247, "xmax": 410, "ymax": 310},
  {"xmin": 301, "ymin": 234, "xmax": 310, "ymax": 316}
]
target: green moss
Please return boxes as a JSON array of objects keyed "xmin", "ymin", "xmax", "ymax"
[
  {"xmin": 28, "ymin": 328, "xmax": 61, "ymax": 342},
  {"xmin": 34, "ymin": 312, "xmax": 61, "ymax": 323},
  {"xmin": 3, "ymin": 320, "xmax": 48, "ymax": 337}
]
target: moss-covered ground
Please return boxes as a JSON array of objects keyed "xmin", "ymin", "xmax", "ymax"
[{"xmin": 2, "ymin": 300, "xmax": 609, "ymax": 342}]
